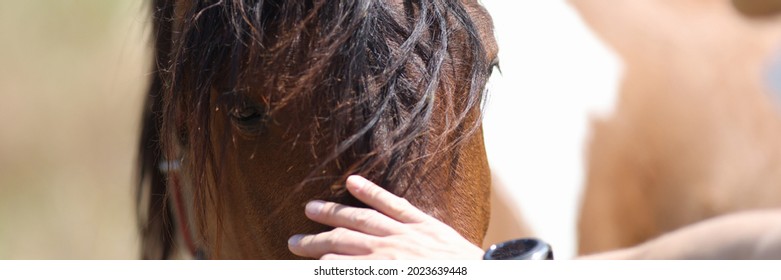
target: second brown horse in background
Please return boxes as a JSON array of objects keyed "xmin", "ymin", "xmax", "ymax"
[{"xmin": 573, "ymin": 0, "xmax": 781, "ymax": 255}]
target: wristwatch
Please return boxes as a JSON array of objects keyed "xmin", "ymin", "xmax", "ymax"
[{"xmin": 483, "ymin": 238, "xmax": 554, "ymax": 260}]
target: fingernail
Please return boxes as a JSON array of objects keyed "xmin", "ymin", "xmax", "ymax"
[
  {"xmin": 346, "ymin": 175, "xmax": 368, "ymax": 190},
  {"xmin": 288, "ymin": 234, "xmax": 303, "ymax": 246},
  {"xmin": 305, "ymin": 200, "xmax": 324, "ymax": 216}
]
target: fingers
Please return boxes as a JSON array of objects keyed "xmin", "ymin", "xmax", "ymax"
[
  {"xmin": 288, "ymin": 228, "xmax": 378, "ymax": 259},
  {"xmin": 319, "ymin": 253, "xmax": 401, "ymax": 260},
  {"xmin": 320, "ymin": 254, "xmax": 364, "ymax": 260},
  {"xmin": 304, "ymin": 200, "xmax": 403, "ymax": 236},
  {"xmin": 289, "ymin": 175, "xmax": 436, "ymax": 259},
  {"xmin": 345, "ymin": 175, "xmax": 429, "ymax": 223}
]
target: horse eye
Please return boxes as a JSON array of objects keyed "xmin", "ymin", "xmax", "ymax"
[
  {"xmin": 230, "ymin": 105, "xmax": 266, "ymax": 134},
  {"xmin": 488, "ymin": 59, "xmax": 501, "ymax": 75},
  {"xmin": 480, "ymin": 60, "xmax": 502, "ymax": 110},
  {"xmin": 484, "ymin": 62, "xmax": 502, "ymax": 94}
]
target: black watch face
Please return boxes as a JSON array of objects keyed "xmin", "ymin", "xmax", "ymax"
[{"xmin": 483, "ymin": 238, "xmax": 553, "ymax": 260}]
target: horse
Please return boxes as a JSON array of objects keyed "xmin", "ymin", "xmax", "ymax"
[
  {"xmin": 571, "ymin": 0, "xmax": 781, "ymax": 255},
  {"xmin": 136, "ymin": 0, "xmax": 499, "ymax": 259}
]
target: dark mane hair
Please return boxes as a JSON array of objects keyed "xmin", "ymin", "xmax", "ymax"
[{"xmin": 137, "ymin": 0, "xmax": 492, "ymax": 259}]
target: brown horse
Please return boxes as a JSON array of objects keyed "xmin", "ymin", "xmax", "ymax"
[
  {"xmin": 572, "ymin": 0, "xmax": 781, "ymax": 255},
  {"xmin": 136, "ymin": 0, "xmax": 498, "ymax": 259}
]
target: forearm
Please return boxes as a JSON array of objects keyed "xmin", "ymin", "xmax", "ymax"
[{"xmin": 580, "ymin": 208, "xmax": 781, "ymax": 259}]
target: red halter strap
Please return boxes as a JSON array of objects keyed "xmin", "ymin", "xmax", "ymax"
[{"xmin": 159, "ymin": 159, "xmax": 199, "ymax": 258}]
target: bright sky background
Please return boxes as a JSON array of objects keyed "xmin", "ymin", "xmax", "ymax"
[{"xmin": 480, "ymin": 0, "xmax": 622, "ymax": 259}]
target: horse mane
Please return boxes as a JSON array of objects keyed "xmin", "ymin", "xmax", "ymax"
[{"xmin": 137, "ymin": 0, "xmax": 491, "ymax": 259}]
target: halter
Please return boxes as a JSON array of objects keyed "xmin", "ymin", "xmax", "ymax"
[{"xmin": 159, "ymin": 159, "xmax": 203, "ymax": 259}]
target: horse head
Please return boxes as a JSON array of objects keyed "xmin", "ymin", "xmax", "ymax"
[{"xmin": 138, "ymin": 0, "xmax": 498, "ymax": 259}]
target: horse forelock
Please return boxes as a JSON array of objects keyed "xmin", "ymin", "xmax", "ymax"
[{"xmin": 170, "ymin": 0, "xmax": 491, "ymax": 189}]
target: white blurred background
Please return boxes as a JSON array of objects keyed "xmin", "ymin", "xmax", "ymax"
[{"xmin": 481, "ymin": 0, "xmax": 621, "ymax": 259}]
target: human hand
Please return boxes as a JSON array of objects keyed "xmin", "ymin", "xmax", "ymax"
[{"xmin": 287, "ymin": 175, "xmax": 484, "ymax": 260}]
